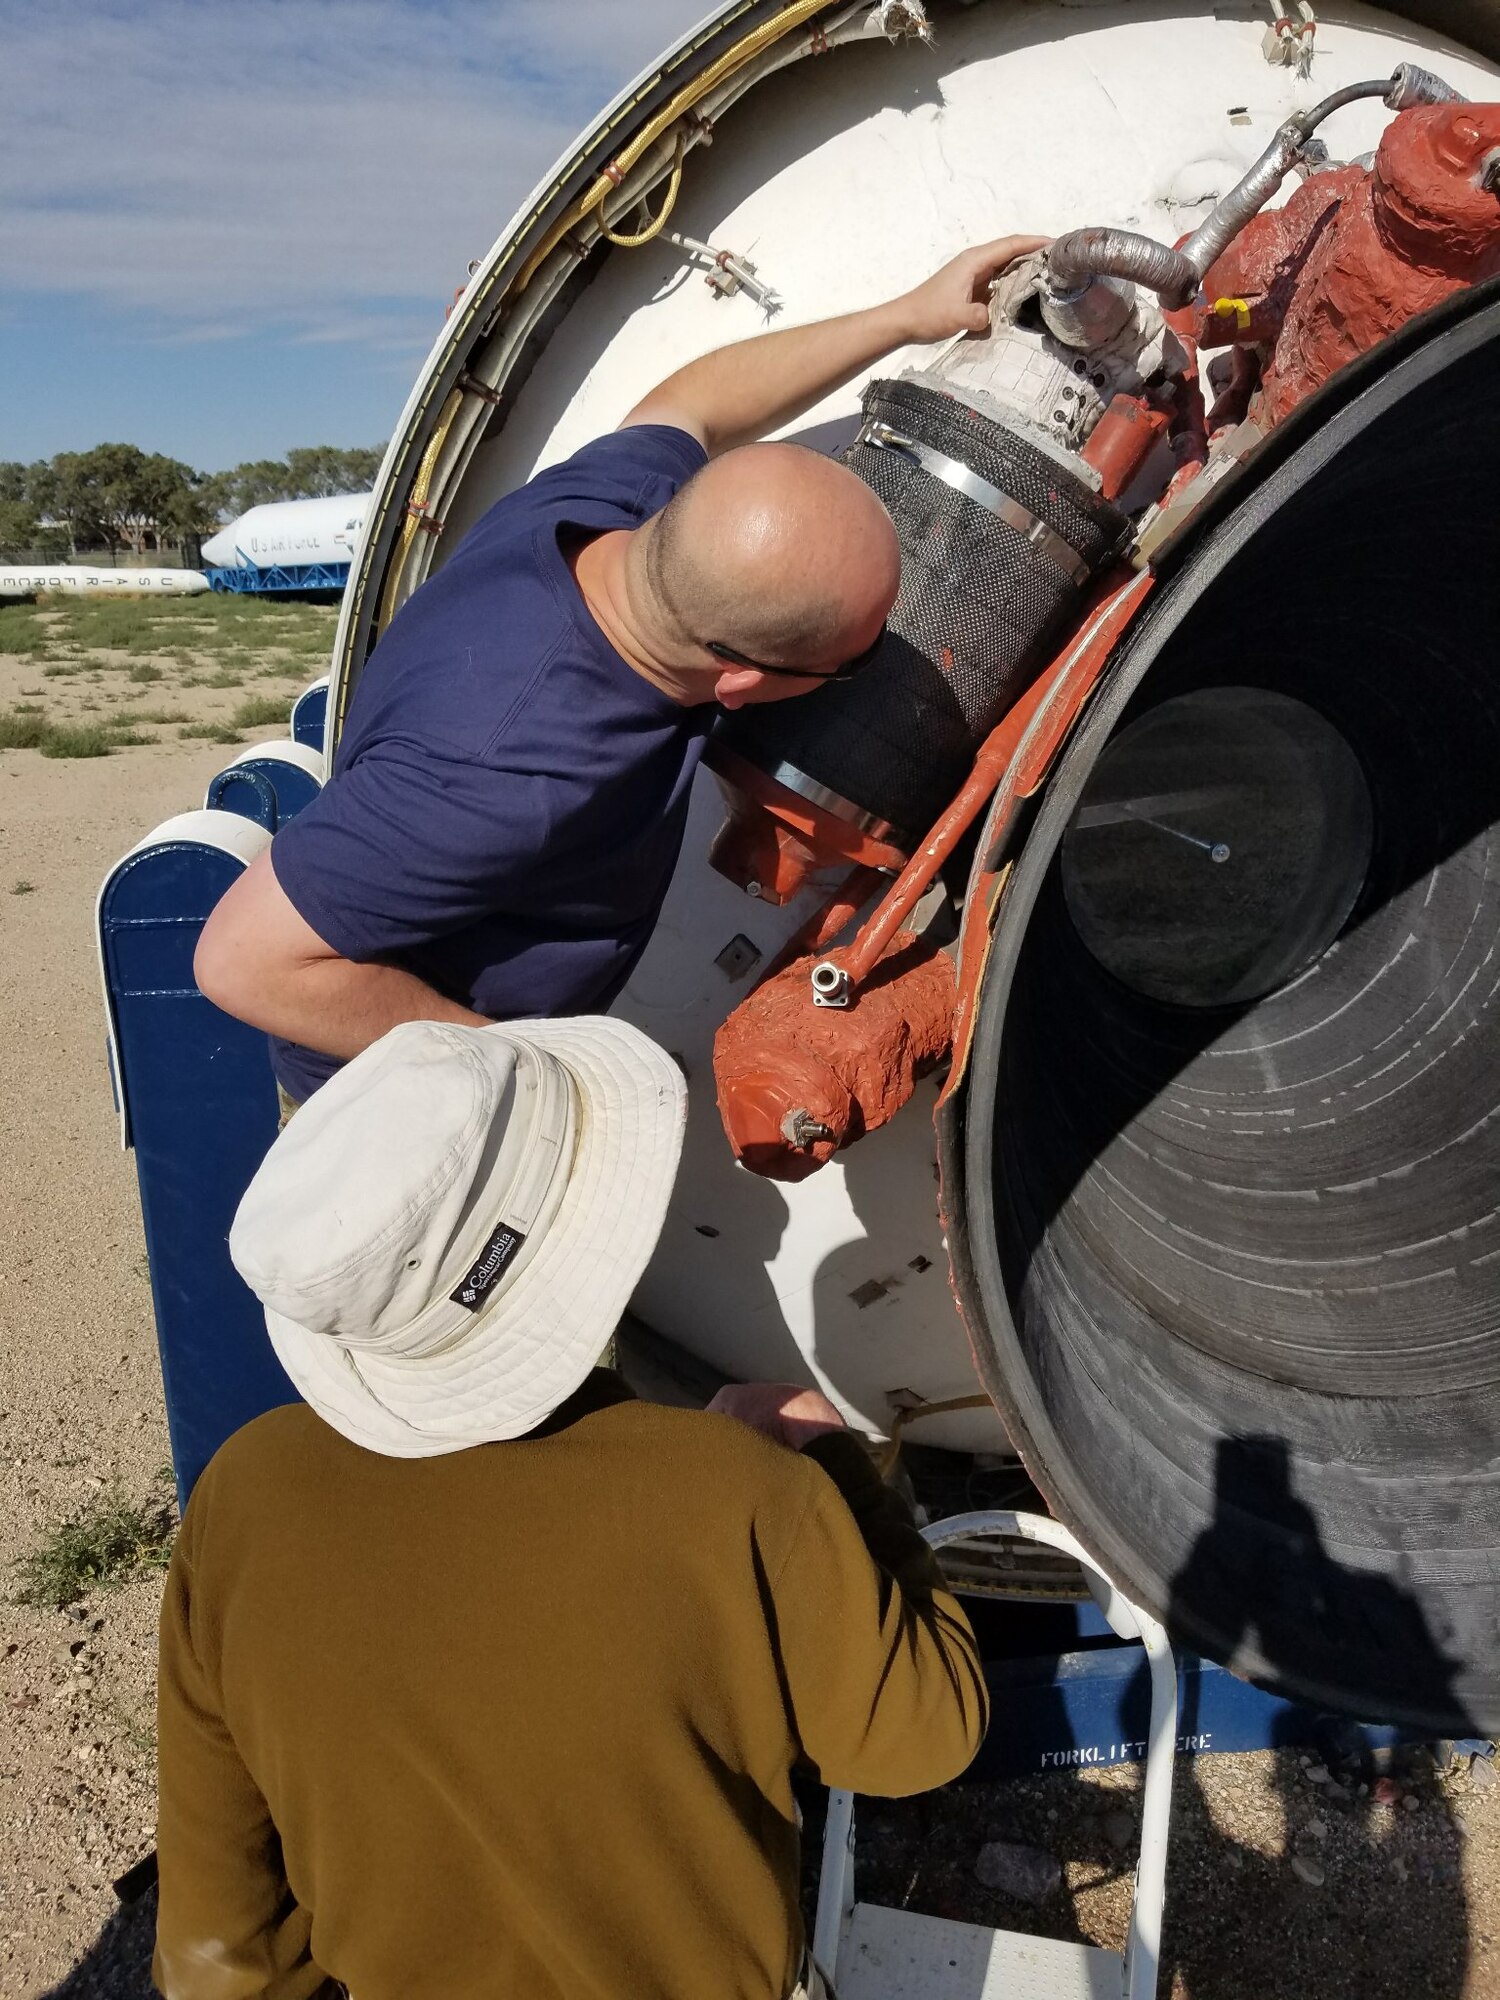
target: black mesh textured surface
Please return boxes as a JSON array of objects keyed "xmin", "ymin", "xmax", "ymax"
[{"xmin": 718, "ymin": 378, "xmax": 1126, "ymax": 845}]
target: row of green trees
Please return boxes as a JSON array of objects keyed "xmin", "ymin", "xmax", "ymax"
[{"xmin": 0, "ymin": 443, "xmax": 386, "ymax": 563}]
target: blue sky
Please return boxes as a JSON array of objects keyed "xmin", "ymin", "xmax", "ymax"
[{"xmin": 0, "ymin": 0, "xmax": 711, "ymax": 472}]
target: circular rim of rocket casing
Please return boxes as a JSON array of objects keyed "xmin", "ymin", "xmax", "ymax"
[{"xmin": 937, "ymin": 270, "xmax": 1500, "ymax": 1731}]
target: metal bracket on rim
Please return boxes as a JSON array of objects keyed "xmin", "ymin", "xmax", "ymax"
[{"xmin": 857, "ymin": 419, "xmax": 1092, "ymax": 587}]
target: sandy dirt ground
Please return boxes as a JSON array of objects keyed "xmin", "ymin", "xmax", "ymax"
[
  {"xmin": 0, "ymin": 711, "xmax": 247, "ymax": 1996},
  {"xmin": 2, "ymin": 624, "xmax": 1500, "ymax": 1996}
]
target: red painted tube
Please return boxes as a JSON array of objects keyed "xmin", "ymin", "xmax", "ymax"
[{"xmin": 756, "ymin": 864, "xmax": 884, "ymax": 986}]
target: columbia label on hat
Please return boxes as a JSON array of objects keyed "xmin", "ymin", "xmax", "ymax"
[{"xmin": 452, "ymin": 1223, "xmax": 527, "ymax": 1312}]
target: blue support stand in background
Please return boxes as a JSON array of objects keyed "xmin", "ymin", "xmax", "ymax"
[
  {"xmin": 205, "ymin": 741, "xmax": 323, "ymax": 832},
  {"xmin": 97, "ymin": 722, "xmax": 326, "ymax": 1498},
  {"xmin": 963, "ymin": 1594, "xmax": 1420, "ymax": 1779},
  {"xmin": 98, "ymin": 813, "xmax": 296, "ymax": 1499},
  {"xmin": 205, "ymin": 561, "xmax": 350, "ymax": 595},
  {"xmin": 291, "ymin": 677, "xmax": 329, "ymax": 753}
]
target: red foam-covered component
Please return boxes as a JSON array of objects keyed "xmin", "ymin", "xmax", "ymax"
[
  {"xmin": 713, "ymin": 933, "xmax": 956, "ymax": 1182},
  {"xmin": 1195, "ymin": 103, "xmax": 1500, "ymax": 427}
]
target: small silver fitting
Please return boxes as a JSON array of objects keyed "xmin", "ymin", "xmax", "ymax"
[
  {"xmin": 810, "ymin": 961, "xmax": 852, "ymax": 1008},
  {"xmin": 782, "ymin": 1109, "xmax": 836, "ymax": 1149},
  {"xmin": 1386, "ymin": 61, "xmax": 1464, "ymax": 111}
]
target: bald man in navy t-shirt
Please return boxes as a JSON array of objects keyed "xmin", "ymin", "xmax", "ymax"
[{"xmin": 195, "ymin": 239, "xmax": 1044, "ymax": 1093}]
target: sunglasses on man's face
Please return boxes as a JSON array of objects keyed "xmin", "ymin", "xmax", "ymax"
[{"xmin": 705, "ymin": 626, "xmax": 887, "ymax": 684}]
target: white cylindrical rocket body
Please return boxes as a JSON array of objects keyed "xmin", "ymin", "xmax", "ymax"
[{"xmin": 202, "ymin": 493, "xmax": 371, "ymax": 571}]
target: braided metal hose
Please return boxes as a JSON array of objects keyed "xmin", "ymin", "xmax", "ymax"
[{"xmin": 1045, "ymin": 63, "xmax": 1467, "ymax": 317}]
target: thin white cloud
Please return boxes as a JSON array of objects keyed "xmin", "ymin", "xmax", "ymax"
[{"xmin": 0, "ymin": 0, "xmax": 711, "ymax": 347}]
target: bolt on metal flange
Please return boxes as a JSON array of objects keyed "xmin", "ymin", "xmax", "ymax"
[
  {"xmin": 810, "ymin": 960, "xmax": 852, "ymax": 1008},
  {"xmin": 782, "ymin": 1109, "xmax": 836, "ymax": 1149}
]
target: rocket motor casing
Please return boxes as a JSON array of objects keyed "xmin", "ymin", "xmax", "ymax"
[
  {"xmin": 202, "ymin": 493, "xmax": 371, "ymax": 572},
  {"xmin": 326, "ymin": 0, "xmax": 1500, "ymax": 1461},
  {"xmin": 79, "ymin": 0, "xmax": 1500, "ymax": 1728}
]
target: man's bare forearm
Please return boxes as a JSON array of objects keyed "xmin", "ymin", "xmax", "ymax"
[
  {"xmin": 218, "ymin": 957, "xmax": 488, "ymax": 1061},
  {"xmin": 645, "ymin": 297, "xmax": 917, "ymax": 454},
  {"xmin": 625, "ymin": 236, "xmax": 1050, "ymax": 453},
  {"xmin": 194, "ymin": 850, "xmax": 487, "ymax": 1061}
]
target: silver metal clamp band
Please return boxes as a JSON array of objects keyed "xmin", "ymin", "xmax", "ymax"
[{"xmin": 857, "ymin": 419, "xmax": 1093, "ymax": 588}]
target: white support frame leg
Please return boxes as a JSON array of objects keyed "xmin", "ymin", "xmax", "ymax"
[{"xmin": 814, "ymin": 1509, "xmax": 1177, "ymax": 2000}]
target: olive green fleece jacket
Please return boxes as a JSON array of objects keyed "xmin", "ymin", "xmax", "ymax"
[{"xmin": 153, "ymin": 1373, "xmax": 987, "ymax": 2000}]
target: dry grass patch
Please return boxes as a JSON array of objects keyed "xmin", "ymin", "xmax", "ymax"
[
  {"xmin": 11, "ymin": 1479, "xmax": 176, "ymax": 1610},
  {"xmin": 0, "ymin": 708, "xmax": 150, "ymax": 757},
  {"xmin": 232, "ymin": 693, "xmax": 293, "ymax": 730},
  {"xmin": 179, "ymin": 721, "xmax": 244, "ymax": 744},
  {"xmin": 44, "ymin": 722, "xmax": 148, "ymax": 757},
  {"xmin": 0, "ymin": 708, "xmax": 51, "ymax": 749}
]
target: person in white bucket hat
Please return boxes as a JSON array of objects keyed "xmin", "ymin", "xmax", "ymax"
[
  {"xmin": 153, "ymin": 1016, "xmax": 985, "ymax": 2000},
  {"xmin": 229, "ymin": 1012, "xmax": 686, "ymax": 1456}
]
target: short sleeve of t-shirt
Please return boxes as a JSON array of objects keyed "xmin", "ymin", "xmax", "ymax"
[{"xmin": 268, "ymin": 424, "xmax": 707, "ymax": 973}]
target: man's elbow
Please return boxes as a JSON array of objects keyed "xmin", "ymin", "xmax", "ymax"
[
  {"xmin": 901, "ymin": 1676, "xmax": 989, "ymax": 1797},
  {"xmin": 194, "ymin": 904, "xmax": 268, "ymax": 1027},
  {"xmin": 870, "ymin": 1630, "xmax": 990, "ymax": 1798}
]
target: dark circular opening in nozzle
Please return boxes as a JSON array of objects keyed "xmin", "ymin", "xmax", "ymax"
[{"xmin": 1061, "ymin": 688, "xmax": 1373, "ymax": 1009}]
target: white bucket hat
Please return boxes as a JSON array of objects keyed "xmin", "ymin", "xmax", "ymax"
[{"xmin": 229, "ymin": 1015, "xmax": 686, "ymax": 1457}]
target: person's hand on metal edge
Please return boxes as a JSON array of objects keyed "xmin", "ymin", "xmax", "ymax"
[
  {"xmin": 619, "ymin": 234, "xmax": 1052, "ymax": 455},
  {"xmin": 706, "ymin": 1382, "xmax": 849, "ymax": 1451},
  {"xmin": 894, "ymin": 236, "xmax": 1054, "ymax": 342}
]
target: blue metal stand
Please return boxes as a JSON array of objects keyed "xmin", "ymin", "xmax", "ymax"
[
  {"xmin": 98, "ymin": 718, "xmax": 327, "ymax": 1496},
  {"xmin": 206, "ymin": 561, "xmax": 350, "ymax": 595},
  {"xmin": 205, "ymin": 744, "xmax": 322, "ymax": 832},
  {"xmin": 98, "ymin": 812, "xmax": 299, "ymax": 1500},
  {"xmin": 964, "ymin": 1592, "xmax": 1419, "ymax": 1777},
  {"xmin": 292, "ymin": 677, "xmax": 330, "ymax": 753}
]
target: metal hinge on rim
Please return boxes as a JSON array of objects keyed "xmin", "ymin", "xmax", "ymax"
[{"xmin": 856, "ymin": 418, "xmax": 1092, "ymax": 587}]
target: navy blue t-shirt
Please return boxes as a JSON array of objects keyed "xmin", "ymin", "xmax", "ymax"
[{"xmin": 268, "ymin": 424, "xmax": 710, "ymax": 1099}]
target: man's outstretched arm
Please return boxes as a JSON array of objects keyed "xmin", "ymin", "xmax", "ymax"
[
  {"xmin": 708, "ymin": 1384, "xmax": 987, "ymax": 1796},
  {"xmin": 621, "ymin": 235, "xmax": 1047, "ymax": 455}
]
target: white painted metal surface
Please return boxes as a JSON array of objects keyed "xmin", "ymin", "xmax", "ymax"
[
  {"xmin": 201, "ymin": 493, "xmax": 370, "ymax": 570},
  {"xmin": 351, "ymin": 0, "xmax": 1500, "ymax": 1445},
  {"xmin": 815, "ymin": 1511, "xmax": 1178, "ymax": 2000},
  {"xmin": 0, "ymin": 565, "xmax": 209, "ymax": 597},
  {"xmin": 837, "ymin": 1906, "xmax": 1124, "ymax": 2000},
  {"xmin": 223, "ymin": 738, "xmax": 326, "ymax": 782},
  {"xmin": 435, "ymin": 2, "xmax": 1499, "ymax": 528}
]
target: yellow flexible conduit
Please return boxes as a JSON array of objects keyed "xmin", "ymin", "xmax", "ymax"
[
  {"xmin": 379, "ymin": 387, "xmax": 463, "ymax": 630},
  {"xmin": 520, "ymin": 0, "xmax": 838, "ymax": 289},
  {"xmin": 380, "ymin": 0, "xmax": 839, "ymax": 633},
  {"xmin": 600, "ymin": 132, "xmax": 688, "ymax": 246}
]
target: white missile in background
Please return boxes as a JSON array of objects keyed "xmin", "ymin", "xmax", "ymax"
[
  {"xmin": 202, "ymin": 493, "xmax": 371, "ymax": 571},
  {"xmin": 0, "ymin": 565, "xmax": 210, "ymax": 599}
]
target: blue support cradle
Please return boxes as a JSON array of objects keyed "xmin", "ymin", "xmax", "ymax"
[{"xmin": 97, "ymin": 811, "xmax": 300, "ymax": 1499}]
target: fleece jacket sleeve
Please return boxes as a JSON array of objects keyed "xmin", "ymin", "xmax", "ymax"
[
  {"xmin": 152, "ymin": 1510, "xmax": 332, "ymax": 2000},
  {"xmin": 770, "ymin": 1431, "xmax": 989, "ymax": 1797}
]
